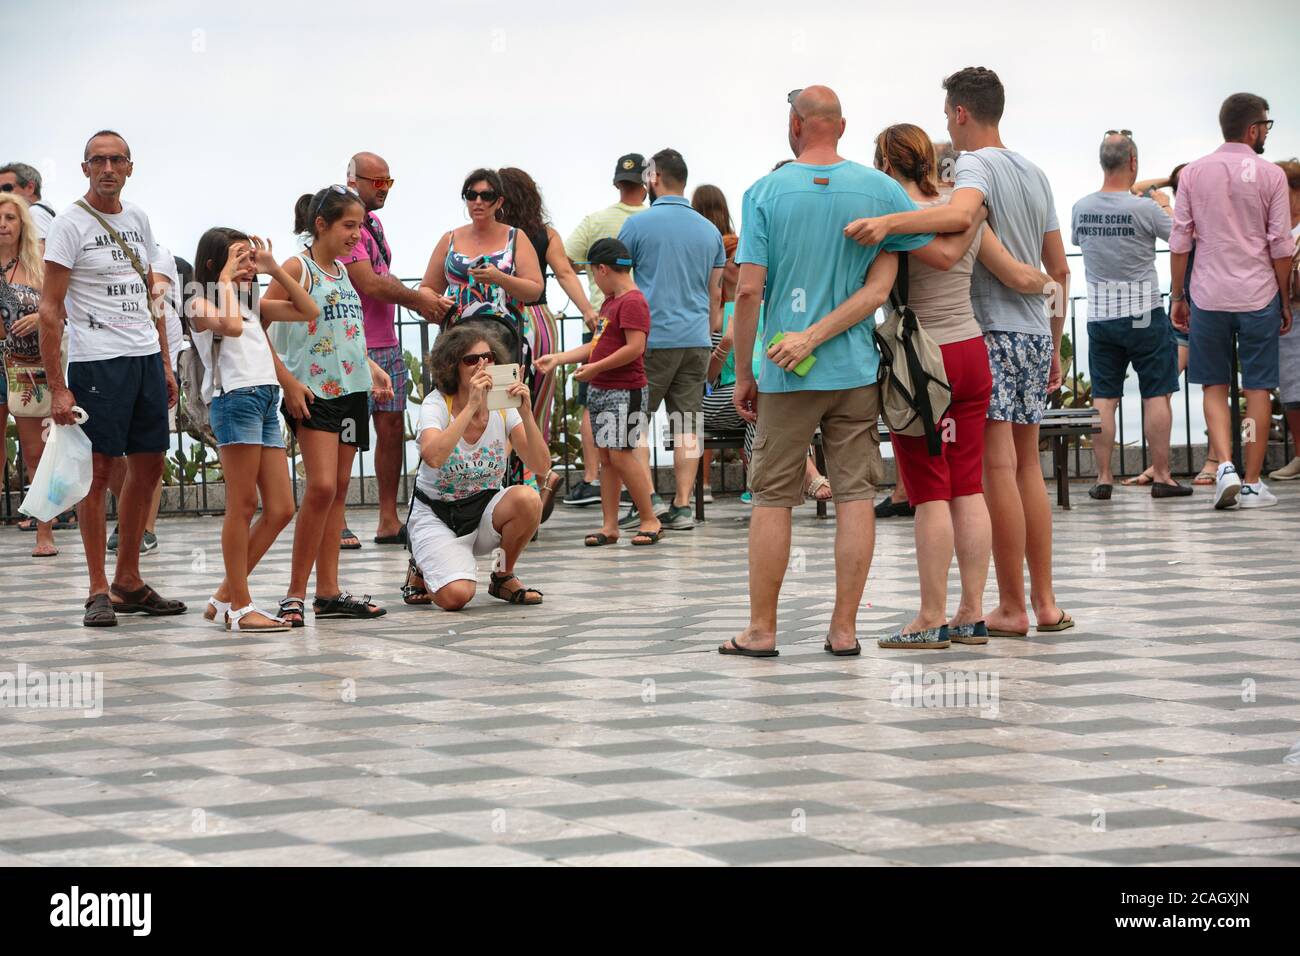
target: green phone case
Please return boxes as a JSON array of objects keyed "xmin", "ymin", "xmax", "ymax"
[{"xmin": 768, "ymin": 332, "xmax": 817, "ymax": 377}]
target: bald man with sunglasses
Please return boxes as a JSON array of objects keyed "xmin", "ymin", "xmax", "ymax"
[{"xmin": 343, "ymin": 151, "xmax": 452, "ymax": 544}]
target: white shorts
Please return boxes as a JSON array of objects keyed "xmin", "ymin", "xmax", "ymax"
[{"xmin": 408, "ymin": 486, "xmax": 509, "ymax": 593}]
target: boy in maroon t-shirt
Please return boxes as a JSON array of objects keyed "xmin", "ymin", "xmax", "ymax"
[{"xmin": 534, "ymin": 239, "xmax": 661, "ymax": 545}]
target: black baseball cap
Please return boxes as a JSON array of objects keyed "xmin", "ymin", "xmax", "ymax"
[
  {"xmin": 613, "ymin": 153, "xmax": 646, "ymax": 185},
  {"xmin": 588, "ymin": 238, "xmax": 633, "ymax": 268}
]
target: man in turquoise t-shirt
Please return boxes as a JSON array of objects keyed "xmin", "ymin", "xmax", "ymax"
[{"xmin": 720, "ymin": 85, "xmax": 931, "ymax": 659}]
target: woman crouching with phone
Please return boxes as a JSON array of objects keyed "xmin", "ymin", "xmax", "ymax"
[{"xmin": 402, "ymin": 324, "xmax": 550, "ymax": 610}]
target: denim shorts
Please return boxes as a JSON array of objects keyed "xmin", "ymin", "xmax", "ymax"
[
  {"xmin": 1187, "ymin": 294, "xmax": 1283, "ymax": 390},
  {"xmin": 1087, "ymin": 307, "xmax": 1180, "ymax": 400},
  {"xmin": 210, "ymin": 384, "xmax": 284, "ymax": 447}
]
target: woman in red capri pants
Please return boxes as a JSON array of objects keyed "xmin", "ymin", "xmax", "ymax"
[{"xmin": 872, "ymin": 124, "xmax": 1054, "ymax": 650}]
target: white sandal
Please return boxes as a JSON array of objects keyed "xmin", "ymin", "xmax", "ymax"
[
  {"xmin": 204, "ymin": 596, "xmax": 231, "ymax": 623},
  {"xmin": 226, "ymin": 604, "xmax": 291, "ymax": 633}
]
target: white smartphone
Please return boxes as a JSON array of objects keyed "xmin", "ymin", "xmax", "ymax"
[{"xmin": 486, "ymin": 363, "xmax": 522, "ymax": 410}]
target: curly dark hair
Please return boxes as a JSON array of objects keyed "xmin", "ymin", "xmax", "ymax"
[
  {"xmin": 461, "ymin": 167, "xmax": 504, "ymax": 200},
  {"xmin": 497, "ymin": 167, "xmax": 549, "ymax": 238},
  {"xmin": 426, "ymin": 323, "xmax": 510, "ymax": 396}
]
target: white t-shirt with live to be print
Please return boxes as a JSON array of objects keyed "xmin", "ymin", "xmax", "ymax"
[{"xmin": 43, "ymin": 200, "xmax": 162, "ymax": 362}]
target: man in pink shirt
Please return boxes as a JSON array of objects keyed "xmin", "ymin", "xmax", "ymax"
[
  {"xmin": 1170, "ymin": 93, "xmax": 1294, "ymax": 510},
  {"xmin": 344, "ymin": 151, "xmax": 448, "ymax": 544}
]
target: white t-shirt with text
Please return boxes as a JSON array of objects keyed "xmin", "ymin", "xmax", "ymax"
[
  {"xmin": 43, "ymin": 200, "xmax": 161, "ymax": 362},
  {"xmin": 415, "ymin": 393, "xmax": 522, "ymax": 502}
]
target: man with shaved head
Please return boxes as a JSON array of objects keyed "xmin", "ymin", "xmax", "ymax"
[
  {"xmin": 344, "ymin": 151, "xmax": 448, "ymax": 545},
  {"xmin": 719, "ymin": 85, "xmax": 932, "ymax": 658}
]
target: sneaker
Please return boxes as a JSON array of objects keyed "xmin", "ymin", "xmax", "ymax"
[
  {"xmin": 661, "ymin": 504, "xmax": 695, "ymax": 530},
  {"xmin": 698, "ymin": 486, "xmax": 714, "ymax": 504},
  {"xmin": 620, "ymin": 489, "xmax": 632, "ymax": 505},
  {"xmin": 1238, "ymin": 481, "xmax": 1278, "ymax": 509},
  {"xmin": 140, "ymin": 530, "xmax": 158, "ymax": 554},
  {"xmin": 619, "ymin": 494, "xmax": 670, "ymax": 529},
  {"xmin": 740, "ymin": 491, "xmax": 753, "ymax": 505},
  {"xmin": 1213, "ymin": 461, "xmax": 1242, "ymax": 510},
  {"xmin": 562, "ymin": 480, "xmax": 601, "ymax": 506},
  {"xmin": 1269, "ymin": 456, "xmax": 1300, "ymax": 481},
  {"xmin": 107, "ymin": 525, "xmax": 120, "ymax": 552}
]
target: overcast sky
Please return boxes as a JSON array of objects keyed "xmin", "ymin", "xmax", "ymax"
[{"xmin": 12, "ymin": 0, "xmax": 1300, "ymax": 292}]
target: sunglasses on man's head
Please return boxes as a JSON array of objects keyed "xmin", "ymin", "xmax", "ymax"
[
  {"xmin": 1105, "ymin": 129, "xmax": 1133, "ymax": 137},
  {"xmin": 461, "ymin": 351, "xmax": 494, "ymax": 366},
  {"xmin": 463, "ymin": 189, "xmax": 499, "ymax": 203}
]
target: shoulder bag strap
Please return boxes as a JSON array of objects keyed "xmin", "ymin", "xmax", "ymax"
[{"xmin": 75, "ymin": 200, "xmax": 148, "ymax": 288}]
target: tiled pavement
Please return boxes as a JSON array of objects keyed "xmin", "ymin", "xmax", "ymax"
[{"xmin": 1, "ymin": 480, "xmax": 1298, "ymax": 866}]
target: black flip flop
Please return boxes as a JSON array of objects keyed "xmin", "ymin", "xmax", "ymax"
[
  {"xmin": 314, "ymin": 592, "xmax": 386, "ymax": 619},
  {"xmin": 823, "ymin": 639, "xmax": 861, "ymax": 657},
  {"xmin": 631, "ymin": 529, "xmax": 661, "ymax": 546},
  {"xmin": 1088, "ymin": 483, "xmax": 1112, "ymax": 500},
  {"xmin": 584, "ymin": 533, "xmax": 618, "ymax": 547},
  {"xmin": 718, "ymin": 639, "xmax": 779, "ymax": 658},
  {"xmin": 373, "ymin": 526, "xmax": 408, "ymax": 545},
  {"xmin": 341, "ymin": 528, "xmax": 362, "ymax": 550}
]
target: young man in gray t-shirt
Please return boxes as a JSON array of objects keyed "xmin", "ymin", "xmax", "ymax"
[
  {"xmin": 843, "ymin": 66, "xmax": 1072, "ymax": 640},
  {"xmin": 1071, "ymin": 133, "xmax": 1188, "ymax": 502}
]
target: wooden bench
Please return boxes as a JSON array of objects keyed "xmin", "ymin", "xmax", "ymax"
[{"xmin": 673, "ymin": 405, "xmax": 1101, "ymax": 521}]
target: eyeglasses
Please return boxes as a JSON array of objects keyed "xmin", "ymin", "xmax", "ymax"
[
  {"xmin": 461, "ymin": 351, "xmax": 494, "ymax": 366},
  {"xmin": 357, "ymin": 175, "xmax": 395, "ymax": 190},
  {"xmin": 0, "ymin": 183, "xmax": 12, "ymax": 192},
  {"xmin": 788, "ymin": 88, "xmax": 805, "ymax": 119},
  {"xmin": 1105, "ymin": 129, "xmax": 1133, "ymax": 137},
  {"xmin": 86, "ymin": 154, "xmax": 131, "ymax": 169},
  {"xmin": 1251, "ymin": 119, "xmax": 1275, "ymax": 131},
  {"xmin": 462, "ymin": 189, "xmax": 499, "ymax": 203}
]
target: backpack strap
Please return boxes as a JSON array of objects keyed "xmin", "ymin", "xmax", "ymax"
[{"xmin": 888, "ymin": 251, "xmax": 910, "ymax": 314}]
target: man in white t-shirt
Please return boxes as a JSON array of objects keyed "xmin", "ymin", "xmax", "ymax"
[
  {"xmin": 39, "ymin": 130, "xmax": 186, "ymax": 627},
  {"xmin": 0, "ymin": 162, "xmax": 55, "ymax": 239}
]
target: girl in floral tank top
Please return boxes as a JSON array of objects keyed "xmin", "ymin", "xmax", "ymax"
[{"xmin": 263, "ymin": 186, "xmax": 394, "ymax": 628}]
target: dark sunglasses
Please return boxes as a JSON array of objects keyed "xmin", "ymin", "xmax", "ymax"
[
  {"xmin": 1105, "ymin": 129, "xmax": 1133, "ymax": 137},
  {"xmin": 0, "ymin": 183, "xmax": 13, "ymax": 192},
  {"xmin": 461, "ymin": 351, "xmax": 494, "ymax": 366},
  {"xmin": 787, "ymin": 88, "xmax": 804, "ymax": 118},
  {"xmin": 463, "ymin": 189, "xmax": 499, "ymax": 203}
]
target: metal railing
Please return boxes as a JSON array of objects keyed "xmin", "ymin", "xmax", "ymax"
[{"xmin": 2, "ymin": 254, "xmax": 1285, "ymax": 520}]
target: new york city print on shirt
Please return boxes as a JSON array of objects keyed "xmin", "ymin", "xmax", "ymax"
[{"xmin": 43, "ymin": 201, "xmax": 163, "ymax": 362}]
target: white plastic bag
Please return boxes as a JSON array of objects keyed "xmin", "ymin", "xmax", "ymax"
[{"xmin": 20, "ymin": 408, "xmax": 93, "ymax": 523}]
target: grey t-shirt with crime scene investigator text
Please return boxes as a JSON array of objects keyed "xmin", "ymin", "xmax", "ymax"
[
  {"xmin": 1070, "ymin": 190, "xmax": 1171, "ymax": 321},
  {"xmin": 953, "ymin": 148, "xmax": 1058, "ymax": 336}
]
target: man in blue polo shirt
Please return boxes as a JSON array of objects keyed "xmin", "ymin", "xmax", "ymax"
[
  {"xmin": 719, "ymin": 85, "xmax": 931, "ymax": 658},
  {"xmin": 617, "ymin": 148, "xmax": 725, "ymax": 530}
]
